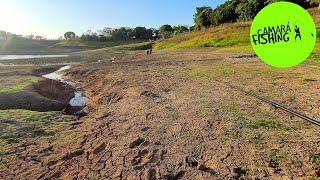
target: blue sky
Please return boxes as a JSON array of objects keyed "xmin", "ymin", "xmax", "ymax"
[{"xmin": 0, "ymin": 0, "xmax": 226, "ymax": 38}]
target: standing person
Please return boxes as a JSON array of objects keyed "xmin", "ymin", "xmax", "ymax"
[{"xmin": 295, "ymin": 25, "xmax": 302, "ymax": 41}]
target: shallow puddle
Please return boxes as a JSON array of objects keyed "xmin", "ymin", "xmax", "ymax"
[
  {"xmin": 42, "ymin": 65, "xmax": 75, "ymax": 86},
  {"xmin": 69, "ymin": 91, "xmax": 89, "ymax": 106},
  {"xmin": 43, "ymin": 65, "xmax": 89, "ymax": 116}
]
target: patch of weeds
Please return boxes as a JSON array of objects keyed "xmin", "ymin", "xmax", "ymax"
[
  {"xmin": 227, "ymin": 104, "xmax": 244, "ymax": 119},
  {"xmin": 269, "ymin": 150, "xmax": 288, "ymax": 166},
  {"xmin": 246, "ymin": 119, "xmax": 287, "ymax": 130},
  {"xmin": 276, "ymin": 136, "xmax": 285, "ymax": 144},
  {"xmin": 234, "ymin": 167, "xmax": 248, "ymax": 177},
  {"xmin": 249, "ymin": 133, "xmax": 264, "ymax": 144},
  {"xmin": 0, "ymin": 76, "xmax": 40, "ymax": 94},
  {"xmin": 32, "ymin": 129, "xmax": 49, "ymax": 137},
  {"xmin": 1, "ymin": 119, "xmax": 20, "ymax": 125},
  {"xmin": 218, "ymin": 67, "xmax": 233, "ymax": 77},
  {"xmin": 289, "ymin": 159, "xmax": 302, "ymax": 168},
  {"xmin": 269, "ymin": 150, "xmax": 301, "ymax": 169},
  {"xmin": 187, "ymin": 67, "xmax": 212, "ymax": 78},
  {"xmin": 303, "ymin": 78, "xmax": 317, "ymax": 82},
  {"xmin": 310, "ymin": 154, "xmax": 320, "ymax": 166},
  {"xmin": 220, "ymin": 136, "xmax": 228, "ymax": 143},
  {"xmin": 0, "ymin": 139, "xmax": 11, "ymax": 155},
  {"xmin": 51, "ymin": 131, "xmax": 79, "ymax": 148},
  {"xmin": 0, "ymin": 110, "xmax": 75, "ymax": 156},
  {"xmin": 310, "ymin": 176, "xmax": 319, "ymax": 180},
  {"xmin": 6, "ymin": 137, "xmax": 20, "ymax": 144}
]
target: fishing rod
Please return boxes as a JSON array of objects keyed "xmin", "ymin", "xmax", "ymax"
[{"xmin": 219, "ymin": 81, "xmax": 320, "ymax": 126}]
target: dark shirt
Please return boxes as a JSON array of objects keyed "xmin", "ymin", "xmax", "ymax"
[{"xmin": 295, "ymin": 26, "xmax": 300, "ymax": 34}]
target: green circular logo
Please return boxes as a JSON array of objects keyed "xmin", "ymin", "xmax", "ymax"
[{"xmin": 250, "ymin": 2, "xmax": 317, "ymax": 68}]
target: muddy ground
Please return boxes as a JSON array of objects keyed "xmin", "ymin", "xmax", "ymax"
[
  {"xmin": 1, "ymin": 48, "xmax": 320, "ymax": 179},
  {"xmin": 0, "ymin": 66, "xmax": 75, "ymax": 111}
]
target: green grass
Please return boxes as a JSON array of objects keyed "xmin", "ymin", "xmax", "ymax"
[
  {"xmin": 269, "ymin": 150, "xmax": 303, "ymax": 169},
  {"xmin": 185, "ymin": 63, "xmax": 296, "ymax": 81},
  {"xmin": 0, "ymin": 76, "xmax": 40, "ymax": 94},
  {"xmin": 303, "ymin": 78, "xmax": 317, "ymax": 82},
  {"xmin": 310, "ymin": 154, "xmax": 320, "ymax": 166},
  {"xmin": 0, "ymin": 110, "xmax": 75, "ymax": 155},
  {"xmin": 246, "ymin": 119, "xmax": 286, "ymax": 130},
  {"xmin": 51, "ymin": 39, "xmax": 146, "ymax": 49},
  {"xmin": 155, "ymin": 8, "xmax": 320, "ymax": 52},
  {"xmin": 156, "ymin": 22, "xmax": 251, "ymax": 50},
  {"xmin": 269, "ymin": 150, "xmax": 288, "ymax": 165}
]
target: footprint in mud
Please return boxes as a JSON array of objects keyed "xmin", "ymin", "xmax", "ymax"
[
  {"xmin": 93, "ymin": 142, "xmax": 106, "ymax": 154},
  {"xmin": 163, "ymin": 171, "xmax": 186, "ymax": 180},
  {"xmin": 132, "ymin": 149, "xmax": 150, "ymax": 167},
  {"xmin": 141, "ymin": 127, "xmax": 151, "ymax": 132},
  {"xmin": 146, "ymin": 113, "xmax": 154, "ymax": 120},
  {"xmin": 131, "ymin": 148, "xmax": 166, "ymax": 169},
  {"xmin": 143, "ymin": 168, "xmax": 158, "ymax": 180},
  {"xmin": 141, "ymin": 91, "xmax": 159, "ymax": 98},
  {"xmin": 129, "ymin": 137, "xmax": 145, "ymax": 149}
]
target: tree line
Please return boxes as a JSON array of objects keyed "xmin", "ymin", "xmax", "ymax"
[
  {"xmin": 0, "ymin": 30, "xmax": 48, "ymax": 40},
  {"xmin": 194, "ymin": 0, "xmax": 319, "ymax": 30},
  {"xmin": 64, "ymin": 25, "xmax": 193, "ymax": 41}
]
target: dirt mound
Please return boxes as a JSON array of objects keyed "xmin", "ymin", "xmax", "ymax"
[
  {"xmin": 0, "ymin": 90, "xmax": 66, "ymax": 111},
  {"xmin": 32, "ymin": 79, "xmax": 75, "ymax": 104},
  {"xmin": 0, "ymin": 79, "xmax": 74, "ymax": 112}
]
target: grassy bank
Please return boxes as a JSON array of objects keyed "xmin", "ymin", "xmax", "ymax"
[
  {"xmin": 156, "ymin": 22, "xmax": 251, "ymax": 50},
  {"xmin": 0, "ymin": 75, "xmax": 40, "ymax": 94},
  {"xmin": 0, "ymin": 109, "xmax": 75, "ymax": 156},
  {"xmin": 155, "ymin": 7, "xmax": 320, "ymax": 52},
  {"xmin": 50, "ymin": 39, "xmax": 146, "ymax": 49},
  {"xmin": 0, "ymin": 38, "xmax": 148, "ymax": 55}
]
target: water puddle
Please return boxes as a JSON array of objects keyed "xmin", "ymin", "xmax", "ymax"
[
  {"xmin": 42, "ymin": 65, "xmax": 75, "ymax": 86},
  {"xmin": 43, "ymin": 65, "xmax": 89, "ymax": 116},
  {"xmin": 69, "ymin": 91, "xmax": 89, "ymax": 106}
]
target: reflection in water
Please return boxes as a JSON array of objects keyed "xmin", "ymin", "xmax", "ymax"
[{"xmin": 42, "ymin": 65, "xmax": 75, "ymax": 86}]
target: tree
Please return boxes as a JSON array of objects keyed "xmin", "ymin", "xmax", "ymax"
[
  {"xmin": 211, "ymin": 1, "xmax": 240, "ymax": 25},
  {"xmin": 133, "ymin": 27, "xmax": 147, "ymax": 39},
  {"xmin": 34, "ymin": 35, "xmax": 44, "ymax": 40},
  {"xmin": 194, "ymin": 7, "xmax": 212, "ymax": 30},
  {"xmin": 98, "ymin": 27, "xmax": 113, "ymax": 38},
  {"xmin": 111, "ymin": 27, "xmax": 129, "ymax": 40},
  {"xmin": 26, "ymin": 34, "xmax": 35, "ymax": 40},
  {"xmin": 236, "ymin": 0, "xmax": 265, "ymax": 22},
  {"xmin": 144, "ymin": 28, "xmax": 153, "ymax": 39},
  {"xmin": 267, "ymin": 0, "xmax": 306, "ymax": 5},
  {"xmin": 64, "ymin": 31, "xmax": 76, "ymax": 39},
  {"xmin": 159, "ymin": 24, "xmax": 173, "ymax": 38},
  {"xmin": 173, "ymin": 25, "xmax": 189, "ymax": 34},
  {"xmin": 189, "ymin": 25, "xmax": 196, "ymax": 32},
  {"xmin": 150, "ymin": 28, "xmax": 160, "ymax": 39}
]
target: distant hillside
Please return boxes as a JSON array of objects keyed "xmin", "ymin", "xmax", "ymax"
[
  {"xmin": 155, "ymin": 22, "xmax": 250, "ymax": 50},
  {"xmin": 50, "ymin": 39, "xmax": 145, "ymax": 50},
  {"xmin": 0, "ymin": 39, "xmax": 59, "ymax": 55},
  {"xmin": 155, "ymin": 7, "xmax": 320, "ymax": 51},
  {"xmin": 0, "ymin": 38, "xmax": 147, "ymax": 55}
]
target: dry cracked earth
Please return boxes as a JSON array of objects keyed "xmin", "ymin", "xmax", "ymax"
[{"xmin": 1, "ymin": 49, "xmax": 320, "ymax": 179}]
